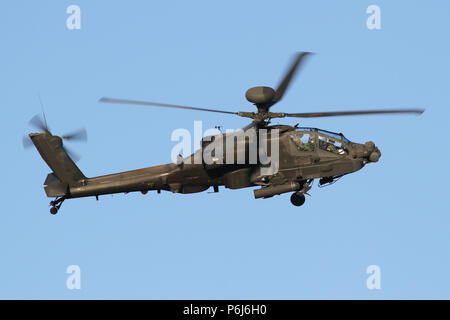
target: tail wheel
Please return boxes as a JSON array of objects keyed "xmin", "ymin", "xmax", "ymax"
[
  {"xmin": 49, "ymin": 196, "xmax": 66, "ymax": 215},
  {"xmin": 290, "ymin": 192, "xmax": 305, "ymax": 207}
]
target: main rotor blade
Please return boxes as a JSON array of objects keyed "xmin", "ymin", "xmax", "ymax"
[
  {"xmin": 269, "ymin": 52, "xmax": 312, "ymax": 108},
  {"xmin": 62, "ymin": 128, "xmax": 88, "ymax": 142},
  {"xmin": 29, "ymin": 114, "xmax": 48, "ymax": 132},
  {"xmin": 284, "ymin": 109, "xmax": 425, "ymax": 118},
  {"xmin": 242, "ymin": 121, "xmax": 257, "ymax": 131},
  {"xmin": 99, "ymin": 97, "xmax": 238, "ymax": 115}
]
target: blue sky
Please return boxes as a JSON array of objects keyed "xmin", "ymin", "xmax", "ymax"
[{"xmin": 1, "ymin": 0, "xmax": 449, "ymax": 299}]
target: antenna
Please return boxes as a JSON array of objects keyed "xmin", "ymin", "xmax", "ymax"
[{"xmin": 37, "ymin": 93, "xmax": 48, "ymax": 131}]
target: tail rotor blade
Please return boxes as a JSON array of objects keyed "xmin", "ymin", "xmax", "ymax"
[
  {"xmin": 64, "ymin": 146, "xmax": 81, "ymax": 163},
  {"xmin": 29, "ymin": 114, "xmax": 48, "ymax": 132},
  {"xmin": 62, "ymin": 128, "xmax": 88, "ymax": 142},
  {"xmin": 22, "ymin": 135, "xmax": 33, "ymax": 149}
]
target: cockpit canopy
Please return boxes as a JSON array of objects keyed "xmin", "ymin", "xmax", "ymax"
[
  {"xmin": 290, "ymin": 127, "xmax": 351, "ymax": 155},
  {"xmin": 297, "ymin": 127, "xmax": 350, "ymax": 144}
]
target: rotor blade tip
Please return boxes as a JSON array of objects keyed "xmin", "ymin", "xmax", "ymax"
[{"xmin": 297, "ymin": 51, "xmax": 314, "ymax": 57}]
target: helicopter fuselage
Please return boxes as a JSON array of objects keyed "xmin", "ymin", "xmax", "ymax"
[{"xmin": 56, "ymin": 124, "xmax": 380, "ymax": 201}]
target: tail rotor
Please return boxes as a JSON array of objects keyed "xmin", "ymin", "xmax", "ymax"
[{"xmin": 23, "ymin": 113, "xmax": 88, "ymax": 162}]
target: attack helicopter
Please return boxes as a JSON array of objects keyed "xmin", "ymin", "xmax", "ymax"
[{"xmin": 24, "ymin": 52, "xmax": 423, "ymax": 214}]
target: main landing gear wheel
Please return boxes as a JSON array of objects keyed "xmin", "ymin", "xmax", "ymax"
[
  {"xmin": 50, "ymin": 207, "xmax": 58, "ymax": 215},
  {"xmin": 290, "ymin": 192, "xmax": 305, "ymax": 207}
]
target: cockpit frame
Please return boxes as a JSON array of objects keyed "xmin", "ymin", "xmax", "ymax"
[
  {"xmin": 296, "ymin": 127, "xmax": 351, "ymax": 145},
  {"xmin": 289, "ymin": 127, "xmax": 351, "ymax": 156}
]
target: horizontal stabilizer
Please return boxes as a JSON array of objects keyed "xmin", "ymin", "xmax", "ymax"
[{"xmin": 44, "ymin": 173, "xmax": 68, "ymax": 197}]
